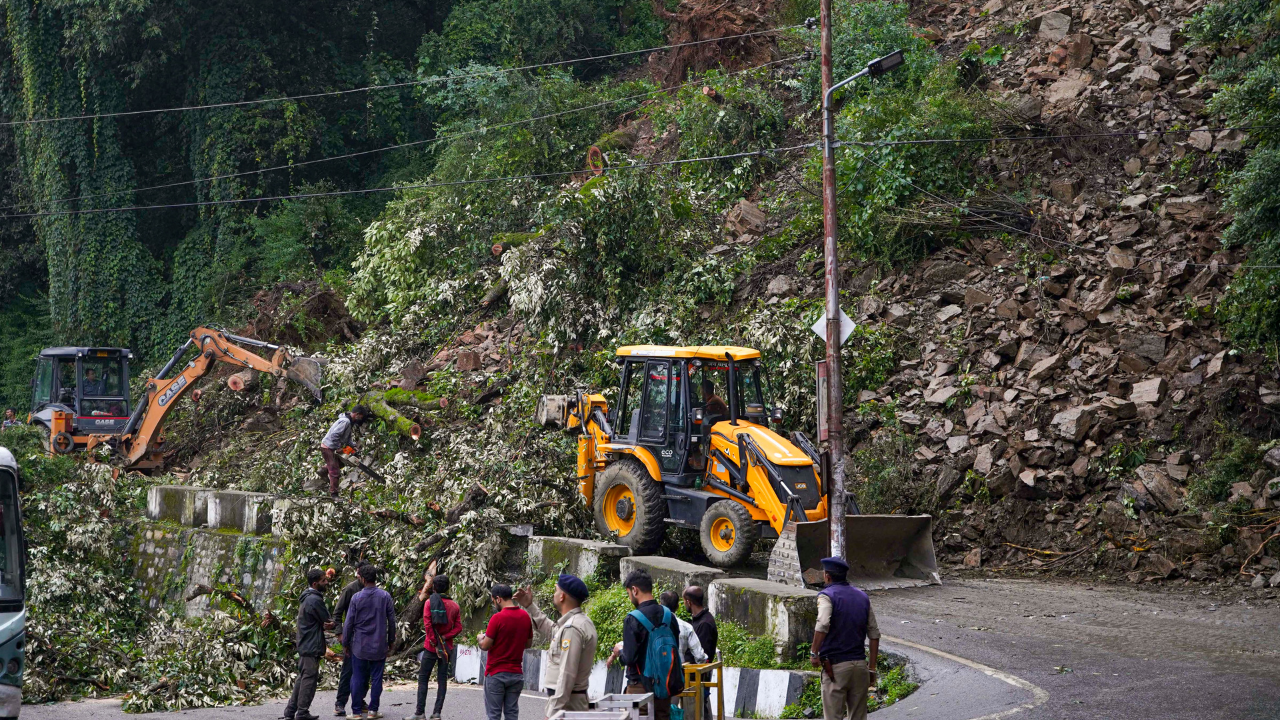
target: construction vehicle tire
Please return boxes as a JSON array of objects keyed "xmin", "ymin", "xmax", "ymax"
[
  {"xmin": 593, "ymin": 459, "xmax": 666, "ymax": 554},
  {"xmin": 699, "ymin": 500, "xmax": 759, "ymax": 567},
  {"xmin": 51, "ymin": 431, "xmax": 75, "ymax": 454}
]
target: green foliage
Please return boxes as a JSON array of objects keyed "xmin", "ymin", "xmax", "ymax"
[
  {"xmin": 962, "ymin": 43, "xmax": 1006, "ymax": 66},
  {"xmin": 1188, "ymin": 0, "xmax": 1280, "ymax": 348},
  {"xmin": 0, "ymin": 292, "xmax": 51, "ymax": 412},
  {"xmin": 869, "ymin": 656, "xmax": 919, "ymax": 711},
  {"xmin": 646, "ymin": 68, "xmax": 788, "ymax": 202},
  {"xmin": 792, "ymin": 1, "xmax": 937, "ymax": 103},
  {"xmin": 584, "ymin": 583, "xmax": 632, "ymax": 660},
  {"xmin": 249, "ymin": 188, "xmax": 373, "ymax": 284},
  {"xmin": 1188, "ymin": 432, "xmax": 1264, "ymax": 508},
  {"xmin": 717, "ymin": 619, "xmax": 788, "ymax": 669},
  {"xmin": 418, "ymin": 0, "xmax": 662, "ymax": 74},
  {"xmin": 849, "ymin": 426, "xmax": 921, "ymax": 513}
]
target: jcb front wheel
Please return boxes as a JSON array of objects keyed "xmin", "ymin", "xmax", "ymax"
[
  {"xmin": 593, "ymin": 459, "xmax": 666, "ymax": 554},
  {"xmin": 699, "ymin": 500, "xmax": 760, "ymax": 567}
]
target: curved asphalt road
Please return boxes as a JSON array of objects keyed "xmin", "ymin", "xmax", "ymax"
[{"xmin": 22, "ymin": 578, "xmax": 1280, "ymax": 719}]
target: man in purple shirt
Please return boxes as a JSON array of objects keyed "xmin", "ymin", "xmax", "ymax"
[{"xmin": 342, "ymin": 564, "xmax": 397, "ymax": 719}]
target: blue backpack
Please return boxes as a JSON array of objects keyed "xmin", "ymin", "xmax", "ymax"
[{"xmin": 628, "ymin": 607, "xmax": 684, "ymax": 700}]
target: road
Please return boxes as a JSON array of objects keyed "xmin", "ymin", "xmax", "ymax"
[{"xmin": 23, "ymin": 578, "xmax": 1280, "ymax": 719}]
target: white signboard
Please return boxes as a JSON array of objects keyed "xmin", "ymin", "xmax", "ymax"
[{"xmin": 810, "ymin": 308, "xmax": 856, "ymax": 345}]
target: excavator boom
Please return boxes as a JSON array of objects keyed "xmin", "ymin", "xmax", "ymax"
[{"xmin": 92, "ymin": 327, "xmax": 323, "ymax": 469}]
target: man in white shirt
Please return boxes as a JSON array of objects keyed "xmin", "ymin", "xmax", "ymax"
[{"xmin": 661, "ymin": 591, "xmax": 707, "ymax": 664}]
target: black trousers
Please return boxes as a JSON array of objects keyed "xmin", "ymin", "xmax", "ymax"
[
  {"xmin": 335, "ymin": 654, "xmax": 353, "ymax": 709},
  {"xmin": 416, "ymin": 648, "xmax": 454, "ymax": 716}
]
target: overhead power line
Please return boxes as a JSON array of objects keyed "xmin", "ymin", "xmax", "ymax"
[
  {"xmin": 2, "ymin": 56, "xmax": 802, "ymax": 213},
  {"xmin": 0, "ymin": 26, "xmax": 805, "ymax": 129},
  {"xmin": 1, "ymin": 144, "xmax": 816, "ymax": 220}
]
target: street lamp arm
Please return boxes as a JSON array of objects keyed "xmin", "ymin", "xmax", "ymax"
[{"xmin": 822, "ymin": 68, "xmax": 869, "ymax": 111}]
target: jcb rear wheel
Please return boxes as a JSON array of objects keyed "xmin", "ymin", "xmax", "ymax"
[
  {"xmin": 593, "ymin": 459, "xmax": 666, "ymax": 554},
  {"xmin": 699, "ymin": 500, "xmax": 759, "ymax": 567}
]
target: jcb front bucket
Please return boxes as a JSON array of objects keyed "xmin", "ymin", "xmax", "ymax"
[
  {"xmin": 286, "ymin": 357, "xmax": 325, "ymax": 402},
  {"xmin": 768, "ymin": 515, "xmax": 940, "ymax": 590}
]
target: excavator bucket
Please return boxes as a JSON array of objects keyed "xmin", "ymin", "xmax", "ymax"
[
  {"xmin": 769, "ymin": 515, "xmax": 940, "ymax": 590},
  {"xmin": 286, "ymin": 357, "xmax": 325, "ymax": 401}
]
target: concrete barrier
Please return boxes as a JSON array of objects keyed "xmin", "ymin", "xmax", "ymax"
[
  {"xmin": 619, "ymin": 556, "xmax": 726, "ymax": 591},
  {"xmin": 527, "ymin": 536, "xmax": 630, "ymax": 580},
  {"xmin": 208, "ymin": 490, "xmax": 274, "ymax": 534},
  {"xmin": 147, "ymin": 485, "xmax": 199, "ymax": 525},
  {"xmin": 709, "ymin": 578, "xmax": 818, "ymax": 663}
]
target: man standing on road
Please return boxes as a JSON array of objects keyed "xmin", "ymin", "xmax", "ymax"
[
  {"xmin": 343, "ymin": 564, "xmax": 397, "ymax": 720},
  {"xmin": 810, "ymin": 557, "xmax": 880, "ymax": 720},
  {"xmin": 618, "ymin": 569, "xmax": 683, "ymax": 720},
  {"xmin": 331, "ymin": 566, "xmax": 363, "ymax": 718},
  {"xmin": 284, "ymin": 569, "xmax": 333, "ymax": 720},
  {"xmin": 320, "ymin": 406, "xmax": 369, "ymax": 498},
  {"xmin": 478, "ymin": 584, "xmax": 533, "ymax": 720},
  {"xmin": 659, "ymin": 591, "xmax": 706, "ymax": 664},
  {"xmin": 514, "ymin": 574, "xmax": 597, "ymax": 718},
  {"xmin": 683, "ymin": 586, "xmax": 717, "ymax": 719},
  {"xmin": 409, "ymin": 568, "xmax": 462, "ymax": 720},
  {"xmin": 2, "ymin": 408, "xmax": 20, "ymax": 429}
]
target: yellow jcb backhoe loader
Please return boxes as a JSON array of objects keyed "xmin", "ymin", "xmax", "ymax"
[
  {"xmin": 537, "ymin": 345, "xmax": 939, "ymax": 589},
  {"xmin": 29, "ymin": 327, "xmax": 323, "ymax": 471}
]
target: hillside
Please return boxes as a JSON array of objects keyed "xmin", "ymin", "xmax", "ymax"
[{"xmin": 1, "ymin": 0, "xmax": 1279, "ymax": 711}]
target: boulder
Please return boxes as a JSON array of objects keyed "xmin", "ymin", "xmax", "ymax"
[
  {"xmin": 767, "ymin": 275, "xmax": 796, "ymax": 297},
  {"xmin": 1130, "ymin": 378, "xmax": 1168, "ymax": 404},
  {"xmin": 1028, "ymin": 353, "xmax": 1064, "ymax": 381},
  {"xmin": 1134, "ymin": 464, "xmax": 1184, "ymax": 513},
  {"xmin": 1038, "ymin": 11, "xmax": 1071, "ymax": 41},
  {"xmin": 1052, "ymin": 405, "xmax": 1096, "ymax": 442}
]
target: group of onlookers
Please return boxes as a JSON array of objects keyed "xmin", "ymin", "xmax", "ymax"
[{"xmin": 280, "ymin": 566, "xmax": 719, "ymax": 720}]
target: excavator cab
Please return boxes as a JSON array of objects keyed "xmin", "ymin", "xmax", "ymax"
[{"xmin": 30, "ymin": 347, "xmax": 133, "ymax": 453}]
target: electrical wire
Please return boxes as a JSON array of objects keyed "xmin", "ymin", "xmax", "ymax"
[
  {"xmin": 1, "ymin": 56, "xmax": 803, "ymax": 213},
  {"xmin": 842, "ymin": 142, "xmax": 1280, "ymax": 271},
  {"xmin": 844, "ymin": 124, "xmax": 1277, "ymax": 148},
  {"xmin": 0, "ymin": 25, "xmax": 806, "ymax": 129},
  {"xmin": 0, "ymin": 144, "xmax": 816, "ymax": 219}
]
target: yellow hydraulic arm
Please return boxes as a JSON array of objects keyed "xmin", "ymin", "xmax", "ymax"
[{"xmin": 88, "ymin": 327, "xmax": 322, "ymax": 469}]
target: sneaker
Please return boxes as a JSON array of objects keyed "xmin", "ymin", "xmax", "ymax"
[
  {"xmin": 297, "ymin": 714, "xmax": 321, "ymax": 720},
  {"xmin": 334, "ymin": 707, "xmax": 347, "ymax": 717},
  {"xmin": 429, "ymin": 714, "xmax": 442, "ymax": 720},
  {"xmin": 404, "ymin": 715, "xmax": 426, "ymax": 720},
  {"xmin": 366, "ymin": 713, "xmax": 384, "ymax": 719}
]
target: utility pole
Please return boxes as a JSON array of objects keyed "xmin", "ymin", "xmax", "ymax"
[
  {"xmin": 818, "ymin": 0, "xmax": 848, "ymax": 559},
  {"xmin": 819, "ymin": 1, "xmax": 906, "ymax": 557}
]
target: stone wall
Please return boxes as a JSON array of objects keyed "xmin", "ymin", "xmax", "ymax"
[{"xmin": 131, "ymin": 522, "xmax": 291, "ymax": 616}]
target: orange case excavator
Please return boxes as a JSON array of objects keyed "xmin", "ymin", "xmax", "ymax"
[{"xmin": 30, "ymin": 327, "xmax": 323, "ymax": 471}]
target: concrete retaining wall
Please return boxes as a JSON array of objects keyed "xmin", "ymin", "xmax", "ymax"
[
  {"xmin": 448, "ymin": 643, "xmax": 813, "ymax": 718},
  {"xmin": 709, "ymin": 578, "xmax": 818, "ymax": 663},
  {"xmin": 131, "ymin": 521, "xmax": 290, "ymax": 616},
  {"xmin": 527, "ymin": 536, "xmax": 630, "ymax": 580},
  {"xmin": 619, "ymin": 556, "xmax": 726, "ymax": 590},
  {"xmin": 146, "ymin": 485, "xmax": 276, "ymax": 534}
]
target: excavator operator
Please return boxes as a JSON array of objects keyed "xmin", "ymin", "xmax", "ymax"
[
  {"xmin": 701, "ymin": 379, "xmax": 729, "ymax": 420},
  {"xmin": 320, "ymin": 405, "xmax": 370, "ymax": 499}
]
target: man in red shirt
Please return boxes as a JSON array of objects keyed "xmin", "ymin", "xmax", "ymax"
[
  {"xmin": 478, "ymin": 584, "xmax": 533, "ymax": 720},
  {"xmin": 410, "ymin": 571, "xmax": 462, "ymax": 720}
]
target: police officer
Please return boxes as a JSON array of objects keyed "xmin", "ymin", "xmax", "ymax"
[
  {"xmin": 809, "ymin": 557, "xmax": 880, "ymax": 720},
  {"xmin": 514, "ymin": 574, "xmax": 598, "ymax": 718}
]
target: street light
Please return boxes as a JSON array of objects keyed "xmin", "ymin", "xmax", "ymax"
[{"xmin": 817, "ymin": 41, "xmax": 906, "ymax": 559}]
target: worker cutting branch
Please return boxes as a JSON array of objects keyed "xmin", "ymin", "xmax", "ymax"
[{"xmin": 320, "ymin": 405, "xmax": 369, "ymax": 499}]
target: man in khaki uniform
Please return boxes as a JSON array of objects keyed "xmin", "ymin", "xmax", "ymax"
[
  {"xmin": 515, "ymin": 573, "xmax": 598, "ymax": 718},
  {"xmin": 810, "ymin": 557, "xmax": 880, "ymax": 720}
]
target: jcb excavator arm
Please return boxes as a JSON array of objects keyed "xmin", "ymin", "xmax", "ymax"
[{"xmin": 90, "ymin": 327, "xmax": 323, "ymax": 469}]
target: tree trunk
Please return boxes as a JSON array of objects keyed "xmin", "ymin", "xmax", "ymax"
[
  {"xmin": 480, "ymin": 279, "xmax": 508, "ymax": 308},
  {"xmin": 447, "ymin": 481, "xmax": 489, "ymax": 524},
  {"xmin": 380, "ymin": 388, "xmax": 449, "ymax": 414},
  {"xmin": 362, "ymin": 394, "xmax": 423, "ymax": 440},
  {"xmin": 226, "ymin": 368, "xmax": 259, "ymax": 392}
]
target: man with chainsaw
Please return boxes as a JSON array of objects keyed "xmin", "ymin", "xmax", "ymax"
[
  {"xmin": 320, "ymin": 405, "xmax": 369, "ymax": 498},
  {"xmin": 810, "ymin": 557, "xmax": 880, "ymax": 720},
  {"xmin": 514, "ymin": 574, "xmax": 598, "ymax": 719}
]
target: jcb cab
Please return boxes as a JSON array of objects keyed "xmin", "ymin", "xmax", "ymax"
[{"xmin": 539, "ymin": 345, "xmax": 939, "ymax": 585}]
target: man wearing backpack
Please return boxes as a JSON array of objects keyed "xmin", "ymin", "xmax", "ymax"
[
  {"xmin": 619, "ymin": 569, "xmax": 684, "ymax": 720},
  {"xmin": 408, "ymin": 568, "xmax": 462, "ymax": 720}
]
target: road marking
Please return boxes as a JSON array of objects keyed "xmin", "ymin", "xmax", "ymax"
[{"xmin": 881, "ymin": 634, "xmax": 1049, "ymax": 720}]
